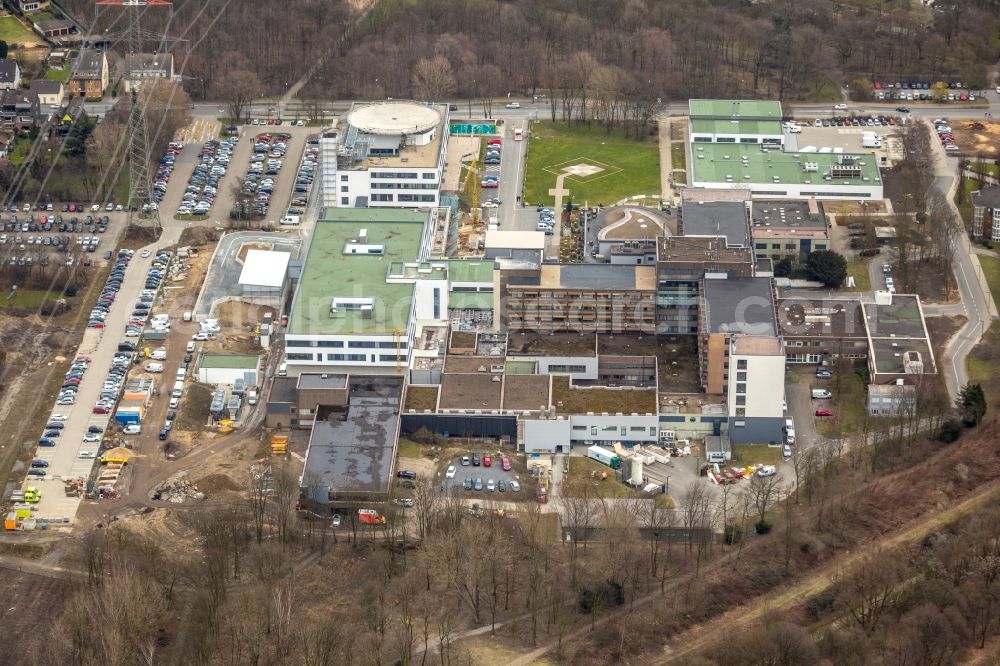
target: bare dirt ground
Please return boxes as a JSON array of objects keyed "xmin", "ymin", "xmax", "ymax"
[
  {"xmin": 822, "ymin": 200, "xmax": 888, "ymax": 215},
  {"xmin": 236, "ymin": 242, "xmax": 272, "ymax": 263},
  {"xmin": 952, "ymin": 120, "xmax": 1000, "ymax": 158},
  {"xmin": 926, "ymin": 314, "xmax": 967, "ymax": 365},
  {"xmin": 1, "ymin": 572, "xmax": 72, "ymax": 658}
]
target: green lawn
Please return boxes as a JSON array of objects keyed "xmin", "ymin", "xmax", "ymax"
[
  {"xmin": 8, "ymin": 138, "xmax": 32, "ymax": 166},
  {"xmin": 523, "ymin": 122, "xmax": 660, "ymax": 207},
  {"xmin": 978, "ymin": 255, "xmax": 1000, "ymax": 313},
  {"xmin": 563, "ymin": 456, "xmax": 645, "ymax": 499},
  {"xmin": 43, "ymin": 67, "xmax": 70, "ymax": 83},
  {"xmin": 730, "ymin": 445, "xmax": 782, "ymax": 466},
  {"xmin": 846, "ymin": 258, "xmax": 872, "ymax": 292},
  {"xmin": 0, "ymin": 16, "xmax": 44, "ymax": 47},
  {"xmin": 955, "ymin": 177, "xmax": 978, "ymax": 227},
  {"xmin": 968, "ymin": 162, "xmax": 999, "ymax": 178},
  {"xmin": 967, "ymin": 324, "xmax": 1000, "ymax": 410},
  {"xmin": 0, "ymin": 289, "xmax": 67, "ymax": 310},
  {"xmin": 396, "ymin": 437, "xmax": 422, "ymax": 459}
]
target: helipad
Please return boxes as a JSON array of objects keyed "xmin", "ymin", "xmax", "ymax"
[{"xmin": 347, "ymin": 101, "xmax": 441, "ymax": 135}]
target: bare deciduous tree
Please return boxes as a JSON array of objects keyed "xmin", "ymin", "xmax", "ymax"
[{"xmin": 411, "ymin": 55, "xmax": 457, "ymax": 101}]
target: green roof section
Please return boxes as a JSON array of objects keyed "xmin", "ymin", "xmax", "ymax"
[
  {"xmin": 691, "ymin": 142, "xmax": 882, "ymax": 188},
  {"xmin": 288, "ymin": 208, "xmax": 429, "ymax": 336},
  {"xmin": 448, "ymin": 291, "xmax": 494, "ymax": 310},
  {"xmin": 200, "ymin": 354, "xmax": 260, "ymax": 369},
  {"xmin": 445, "ymin": 259, "xmax": 495, "ymax": 283},
  {"xmin": 690, "ymin": 118, "xmax": 783, "ymax": 136},
  {"xmin": 689, "ymin": 99, "xmax": 783, "ymax": 119}
]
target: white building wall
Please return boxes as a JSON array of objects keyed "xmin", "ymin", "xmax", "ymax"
[
  {"xmin": 523, "ymin": 418, "xmax": 571, "ymax": 453},
  {"xmin": 199, "ymin": 367, "xmax": 257, "ymax": 385},
  {"xmin": 533, "ymin": 356, "xmax": 599, "ymax": 381},
  {"xmin": 285, "ymin": 330, "xmax": 413, "ymax": 371},
  {"xmin": 690, "ymin": 176, "xmax": 883, "ymax": 201},
  {"xmin": 568, "ymin": 414, "xmax": 660, "ymax": 444},
  {"xmin": 727, "ymin": 348, "xmax": 785, "ymax": 419}
]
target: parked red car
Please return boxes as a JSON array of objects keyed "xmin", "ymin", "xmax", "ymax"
[
  {"xmin": 501, "ymin": 456, "xmax": 511, "ymax": 471},
  {"xmin": 92, "ymin": 405, "xmax": 110, "ymax": 414},
  {"xmin": 815, "ymin": 409, "xmax": 833, "ymax": 417},
  {"xmin": 483, "ymin": 455, "xmax": 492, "ymax": 467}
]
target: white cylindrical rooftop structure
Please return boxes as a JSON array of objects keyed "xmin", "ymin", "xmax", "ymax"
[{"xmin": 347, "ymin": 102, "xmax": 440, "ymax": 136}]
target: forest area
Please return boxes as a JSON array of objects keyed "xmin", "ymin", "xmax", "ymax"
[
  {"xmin": 59, "ymin": 0, "xmax": 1000, "ymax": 106},
  {"xmin": 4, "ymin": 403, "xmax": 999, "ymax": 666}
]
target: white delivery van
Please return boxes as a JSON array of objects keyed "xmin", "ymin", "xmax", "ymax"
[
  {"xmin": 144, "ymin": 363, "xmax": 164, "ymax": 373},
  {"xmin": 171, "ymin": 381, "xmax": 185, "ymax": 398},
  {"xmin": 123, "ymin": 424, "xmax": 141, "ymax": 435},
  {"xmin": 278, "ymin": 362, "xmax": 287, "ymax": 377},
  {"xmin": 150, "ymin": 349, "xmax": 167, "ymax": 360},
  {"xmin": 280, "ymin": 215, "xmax": 301, "ymax": 225},
  {"xmin": 176, "ymin": 368, "xmax": 186, "ymax": 381},
  {"xmin": 811, "ymin": 389, "xmax": 832, "ymax": 399},
  {"xmin": 784, "ymin": 418, "xmax": 796, "ymax": 445},
  {"xmin": 183, "ymin": 311, "xmax": 192, "ymax": 322}
]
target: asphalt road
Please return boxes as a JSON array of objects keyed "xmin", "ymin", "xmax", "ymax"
[{"xmin": 79, "ymin": 88, "xmax": 1000, "ymax": 128}]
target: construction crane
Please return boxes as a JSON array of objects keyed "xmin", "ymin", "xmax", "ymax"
[{"xmin": 94, "ymin": 0, "xmax": 173, "ymax": 232}]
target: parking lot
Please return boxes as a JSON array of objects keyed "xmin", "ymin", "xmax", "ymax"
[{"xmin": 433, "ymin": 451, "xmax": 524, "ymax": 495}]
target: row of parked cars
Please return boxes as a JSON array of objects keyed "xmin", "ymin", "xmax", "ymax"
[
  {"xmin": 176, "ymin": 137, "xmax": 239, "ymax": 218},
  {"xmin": 87, "ymin": 249, "xmax": 135, "ymax": 330},
  {"xmin": 871, "ymin": 81, "xmax": 978, "ymax": 102},
  {"xmin": 934, "ymin": 118, "xmax": 959, "ymax": 152},
  {"xmin": 0, "ymin": 214, "xmax": 109, "ymax": 234},
  {"xmin": 124, "ymin": 250, "xmax": 174, "ymax": 338},
  {"xmin": 241, "ymin": 132, "xmax": 289, "ymax": 217},
  {"xmin": 815, "ymin": 116, "xmax": 899, "ymax": 128},
  {"xmin": 288, "ymin": 142, "xmax": 317, "ymax": 216},
  {"xmin": 536, "ymin": 206, "xmax": 556, "ymax": 235},
  {"xmin": 6, "ymin": 201, "xmax": 120, "ymax": 214}
]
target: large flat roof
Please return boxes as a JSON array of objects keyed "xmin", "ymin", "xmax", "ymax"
[
  {"xmin": 287, "ymin": 209, "xmax": 428, "ymax": 336},
  {"xmin": 690, "ymin": 118, "xmax": 783, "ymax": 136},
  {"xmin": 485, "ymin": 229, "xmax": 546, "ymax": 250},
  {"xmin": 689, "ymin": 99, "xmax": 783, "ymax": 119},
  {"xmin": 777, "ymin": 298, "xmax": 868, "ymax": 339},
  {"xmin": 703, "ymin": 277, "xmax": 776, "ymax": 335},
  {"xmin": 445, "ymin": 259, "xmax": 495, "ymax": 283},
  {"xmin": 508, "ymin": 332, "xmax": 597, "ymax": 357},
  {"xmin": 680, "ymin": 200, "xmax": 749, "ymax": 247},
  {"xmin": 238, "ymin": 249, "xmax": 291, "ymax": 288},
  {"xmin": 302, "ymin": 381, "xmax": 402, "ymax": 495},
  {"xmin": 538, "ymin": 264, "xmax": 656, "ymax": 290},
  {"xmin": 691, "ymin": 143, "xmax": 882, "ymax": 188},
  {"xmin": 200, "ymin": 354, "xmax": 260, "ymax": 369},
  {"xmin": 863, "ymin": 295, "xmax": 928, "ymax": 339},
  {"xmin": 657, "ymin": 235, "xmax": 753, "ymax": 265}
]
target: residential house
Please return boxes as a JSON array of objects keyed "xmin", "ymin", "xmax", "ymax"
[
  {"xmin": 29, "ymin": 80, "xmax": 64, "ymax": 107},
  {"xmin": 972, "ymin": 186, "xmax": 1000, "ymax": 243},
  {"xmin": 124, "ymin": 53, "xmax": 174, "ymax": 92},
  {"xmin": 17, "ymin": 0, "xmax": 50, "ymax": 12},
  {"xmin": 68, "ymin": 49, "xmax": 108, "ymax": 101},
  {"xmin": 0, "ymin": 91, "xmax": 40, "ymax": 132},
  {"xmin": 0, "ymin": 60, "xmax": 21, "ymax": 91}
]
